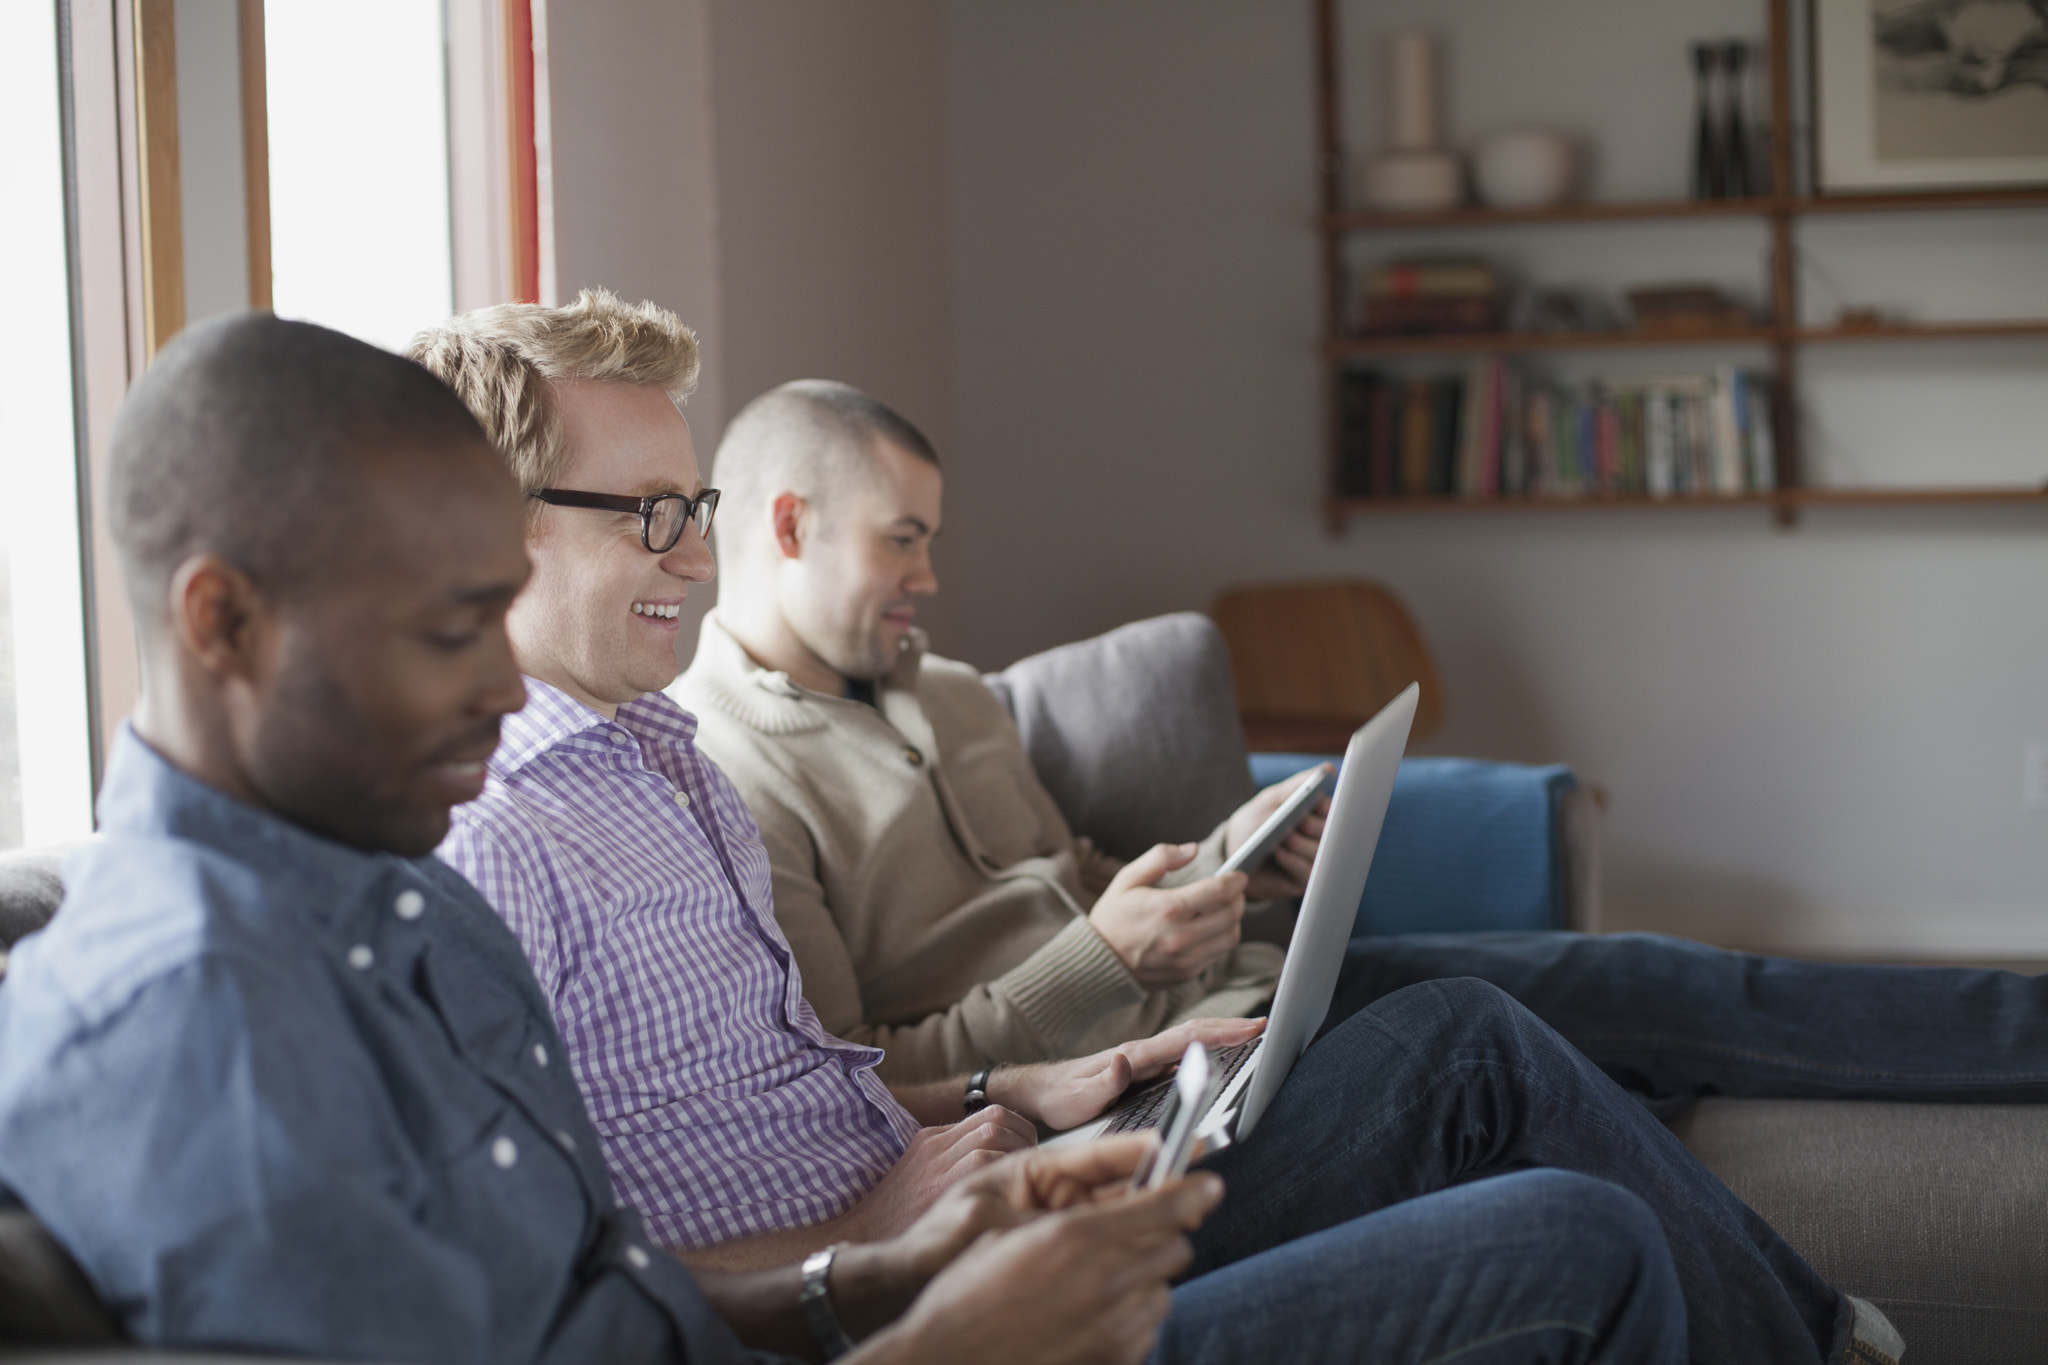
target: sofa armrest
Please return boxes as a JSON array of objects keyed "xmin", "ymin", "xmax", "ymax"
[
  {"xmin": 0, "ymin": 848, "xmax": 71, "ymax": 952},
  {"xmin": 1249, "ymin": 753, "xmax": 1594, "ymax": 936}
]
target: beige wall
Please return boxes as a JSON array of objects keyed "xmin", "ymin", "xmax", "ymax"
[
  {"xmin": 705, "ymin": 0, "xmax": 954, "ymax": 642},
  {"xmin": 708, "ymin": 0, "xmax": 950, "ymax": 445},
  {"xmin": 544, "ymin": 0, "xmax": 729, "ymax": 442},
  {"xmin": 544, "ymin": 0, "xmax": 955, "ymax": 645},
  {"xmin": 938, "ymin": 0, "xmax": 2048, "ymax": 956},
  {"xmin": 541, "ymin": 0, "xmax": 2048, "ymax": 957}
]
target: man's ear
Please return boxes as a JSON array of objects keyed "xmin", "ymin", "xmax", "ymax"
[
  {"xmin": 769, "ymin": 491, "xmax": 809, "ymax": 561},
  {"xmin": 166, "ymin": 554, "xmax": 272, "ymax": 683}
]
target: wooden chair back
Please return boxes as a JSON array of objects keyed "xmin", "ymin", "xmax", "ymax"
[{"xmin": 1210, "ymin": 580, "xmax": 1444, "ymax": 752}]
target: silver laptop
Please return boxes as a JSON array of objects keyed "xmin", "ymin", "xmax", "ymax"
[{"xmin": 1049, "ymin": 683, "xmax": 1419, "ymax": 1150}]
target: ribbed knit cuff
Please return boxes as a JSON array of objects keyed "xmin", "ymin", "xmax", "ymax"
[
  {"xmin": 1158, "ymin": 822, "xmax": 1231, "ymax": 889},
  {"xmin": 997, "ymin": 915, "xmax": 1145, "ymax": 1051}
]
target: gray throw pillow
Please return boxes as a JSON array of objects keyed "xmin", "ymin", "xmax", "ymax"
[{"xmin": 985, "ymin": 613, "xmax": 1255, "ymax": 861}]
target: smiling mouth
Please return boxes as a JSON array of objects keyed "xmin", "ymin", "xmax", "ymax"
[
  {"xmin": 632, "ymin": 601, "xmax": 682, "ymax": 619},
  {"xmin": 430, "ymin": 756, "xmax": 492, "ymax": 802}
]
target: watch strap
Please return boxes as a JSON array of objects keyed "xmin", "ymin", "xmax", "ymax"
[
  {"xmin": 799, "ymin": 1243, "xmax": 856, "ymax": 1361},
  {"xmin": 963, "ymin": 1065, "xmax": 996, "ymax": 1114}
]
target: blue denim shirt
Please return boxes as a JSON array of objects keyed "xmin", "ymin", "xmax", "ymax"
[{"xmin": 0, "ymin": 729, "xmax": 787, "ymax": 1365}]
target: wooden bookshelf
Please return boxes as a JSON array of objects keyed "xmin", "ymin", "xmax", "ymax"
[
  {"xmin": 1326, "ymin": 486, "xmax": 2048, "ymax": 522},
  {"xmin": 1321, "ymin": 198, "xmax": 1777, "ymax": 231},
  {"xmin": 1325, "ymin": 329, "xmax": 1779, "ymax": 358},
  {"xmin": 1790, "ymin": 187, "xmax": 2048, "ymax": 215},
  {"xmin": 1312, "ymin": 0, "xmax": 2048, "ymax": 527},
  {"xmin": 1320, "ymin": 188, "xmax": 2048, "ymax": 234},
  {"xmin": 1324, "ymin": 321, "xmax": 2048, "ymax": 357}
]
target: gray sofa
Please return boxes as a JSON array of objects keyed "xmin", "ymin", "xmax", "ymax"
[
  {"xmin": 1, "ymin": 612, "xmax": 2044, "ymax": 1362},
  {"xmin": 985, "ymin": 612, "xmax": 2048, "ymax": 1365}
]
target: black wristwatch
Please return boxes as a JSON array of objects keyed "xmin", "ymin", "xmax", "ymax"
[
  {"xmin": 799, "ymin": 1242, "xmax": 856, "ymax": 1361},
  {"xmin": 963, "ymin": 1065, "xmax": 997, "ymax": 1114}
]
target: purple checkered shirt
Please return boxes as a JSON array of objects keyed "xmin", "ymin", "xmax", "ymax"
[{"xmin": 437, "ymin": 678, "xmax": 918, "ymax": 1250}]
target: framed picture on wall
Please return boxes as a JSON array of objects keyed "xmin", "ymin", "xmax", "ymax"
[{"xmin": 1814, "ymin": 0, "xmax": 2048, "ymax": 192}]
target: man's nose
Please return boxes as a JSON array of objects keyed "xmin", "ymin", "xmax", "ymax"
[
  {"xmin": 660, "ymin": 524, "xmax": 716, "ymax": 583},
  {"xmin": 906, "ymin": 553, "xmax": 938, "ymax": 597}
]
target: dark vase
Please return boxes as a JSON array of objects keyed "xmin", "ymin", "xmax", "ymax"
[
  {"xmin": 1691, "ymin": 41, "xmax": 1725, "ymax": 200},
  {"xmin": 1722, "ymin": 40, "xmax": 1753, "ymax": 199}
]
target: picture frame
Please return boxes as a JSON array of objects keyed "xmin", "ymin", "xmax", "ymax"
[{"xmin": 1813, "ymin": 0, "xmax": 2048, "ymax": 193}]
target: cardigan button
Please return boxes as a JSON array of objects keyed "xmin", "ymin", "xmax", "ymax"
[{"xmin": 902, "ymin": 746, "xmax": 924, "ymax": 767}]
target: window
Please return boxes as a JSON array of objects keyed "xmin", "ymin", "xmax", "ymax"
[
  {"xmin": 265, "ymin": 1, "xmax": 455, "ymax": 351},
  {"xmin": 0, "ymin": 2, "xmax": 97, "ymax": 849}
]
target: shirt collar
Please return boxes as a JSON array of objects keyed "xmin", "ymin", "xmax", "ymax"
[
  {"xmin": 678, "ymin": 612, "xmax": 927, "ymax": 735},
  {"xmin": 493, "ymin": 676, "xmax": 701, "ymax": 776},
  {"xmin": 95, "ymin": 724, "xmax": 425, "ymax": 936}
]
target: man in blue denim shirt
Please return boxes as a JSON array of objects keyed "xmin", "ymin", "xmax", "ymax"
[{"xmin": 0, "ymin": 314, "xmax": 1694, "ymax": 1364}]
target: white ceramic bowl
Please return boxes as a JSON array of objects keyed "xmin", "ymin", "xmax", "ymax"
[{"xmin": 1473, "ymin": 130, "xmax": 1574, "ymax": 209}]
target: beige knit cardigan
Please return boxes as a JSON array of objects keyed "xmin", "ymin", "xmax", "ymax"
[{"xmin": 673, "ymin": 614, "xmax": 1282, "ymax": 1083}]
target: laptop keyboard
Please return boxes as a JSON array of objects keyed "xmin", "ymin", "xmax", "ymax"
[{"xmin": 1102, "ymin": 1036, "xmax": 1263, "ymax": 1135}]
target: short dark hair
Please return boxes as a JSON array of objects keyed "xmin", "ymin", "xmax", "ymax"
[
  {"xmin": 712, "ymin": 380, "xmax": 939, "ymax": 566},
  {"xmin": 794, "ymin": 380, "xmax": 939, "ymax": 470},
  {"xmin": 109, "ymin": 312, "xmax": 489, "ymax": 622}
]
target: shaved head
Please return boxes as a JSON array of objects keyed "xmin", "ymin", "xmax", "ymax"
[
  {"xmin": 712, "ymin": 380, "xmax": 937, "ymax": 570},
  {"xmin": 110, "ymin": 312, "xmax": 489, "ymax": 629},
  {"xmin": 710, "ymin": 380, "xmax": 943, "ymax": 693}
]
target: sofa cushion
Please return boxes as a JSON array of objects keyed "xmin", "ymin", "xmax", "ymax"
[
  {"xmin": 0, "ymin": 1198, "xmax": 121, "ymax": 1345},
  {"xmin": 1671, "ymin": 1097, "xmax": 2048, "ymax": 1365},
  {"xmin": 984, "ymin": 612, "xmax": 1255, "ymax": 861},
  {"xmin": 1251, "ymin": 753, "xmax": 1580, "ymax": 935}
]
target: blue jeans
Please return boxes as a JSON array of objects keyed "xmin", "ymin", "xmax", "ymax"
[
  {"xmin": 1331, "ymin": 932, "xmax": 2048, "ymax": 1111},
  {"xmin": 1185, "ymin": 979, "xmax": 1852, "ymax": 1364},
  {"xmin": 1156, "ymin": 1168, "xmax": 1683, "ymax": 1365}
]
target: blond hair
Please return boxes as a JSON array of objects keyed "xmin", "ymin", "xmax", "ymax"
[{"xmin": 407, "ymin": 288, "xmax": 700, "ymax": 509}]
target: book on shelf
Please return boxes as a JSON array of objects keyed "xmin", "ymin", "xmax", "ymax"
[
  {"xmin": 1625, "ymin": 284, "xmax": 1752, "ymax": 335},
  {"xmin": 1336, "ymin": 359, "xmax": 1777, "ymax": 501},
  {"xmin": 1360, "ymin": 296, "xmax": 1502, "ymax": 335},
  {"xmin": 1367, "ymin": 259, "xmax": 1498, "ymax": 299},
  {"xmin": 1400, "ymin": 377, "xmax": 1434, "ymax": 493},
  {"xmin": 1357, "ymin": 254, "xmax": 1505, "ymax": 336}
]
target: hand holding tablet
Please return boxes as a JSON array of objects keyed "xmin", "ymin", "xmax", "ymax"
[{"xmin": 1220, "ymin": 765, "xmax": 1334, "ymax": 878}]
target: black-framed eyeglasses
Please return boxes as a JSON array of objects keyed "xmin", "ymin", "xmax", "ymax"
[{"xmin": 528, "ymin": 487, "xmax": 720, "ymax": 553}]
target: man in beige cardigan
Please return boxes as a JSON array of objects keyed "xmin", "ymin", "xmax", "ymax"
[{"xmin": 674, "ymin": 381, "xmax": 1326, "ymax": 1084}]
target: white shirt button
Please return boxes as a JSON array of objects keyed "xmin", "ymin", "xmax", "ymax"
[
  {"xmin": 532, "ymin": 1043, "xmax": 549, "ymax": 1067},
  {"xmin": 394, "ymin": 890, "xmax": 426, "ymax": 920},
  {"xmin": 554, "ymin": 1129, "xmax": 577, "ymax": 1151},
  {"xmin": 347, "ymin": 944, "xmax": 374, "ymax": 970},
  {"xmin": 491, "ymin": 1136, "xmax": 518, "ymax": 1168},
  {"xmin": 625, "ymin": 1246, "xmax": 651, "ymax": 1270},
  {"xmin": 671, "ymin": 790, "xmax": 690, "ymax": 808},
  {"xmin": 608, "ymin": 729, "xmax": 630, "ymax": 746}
]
